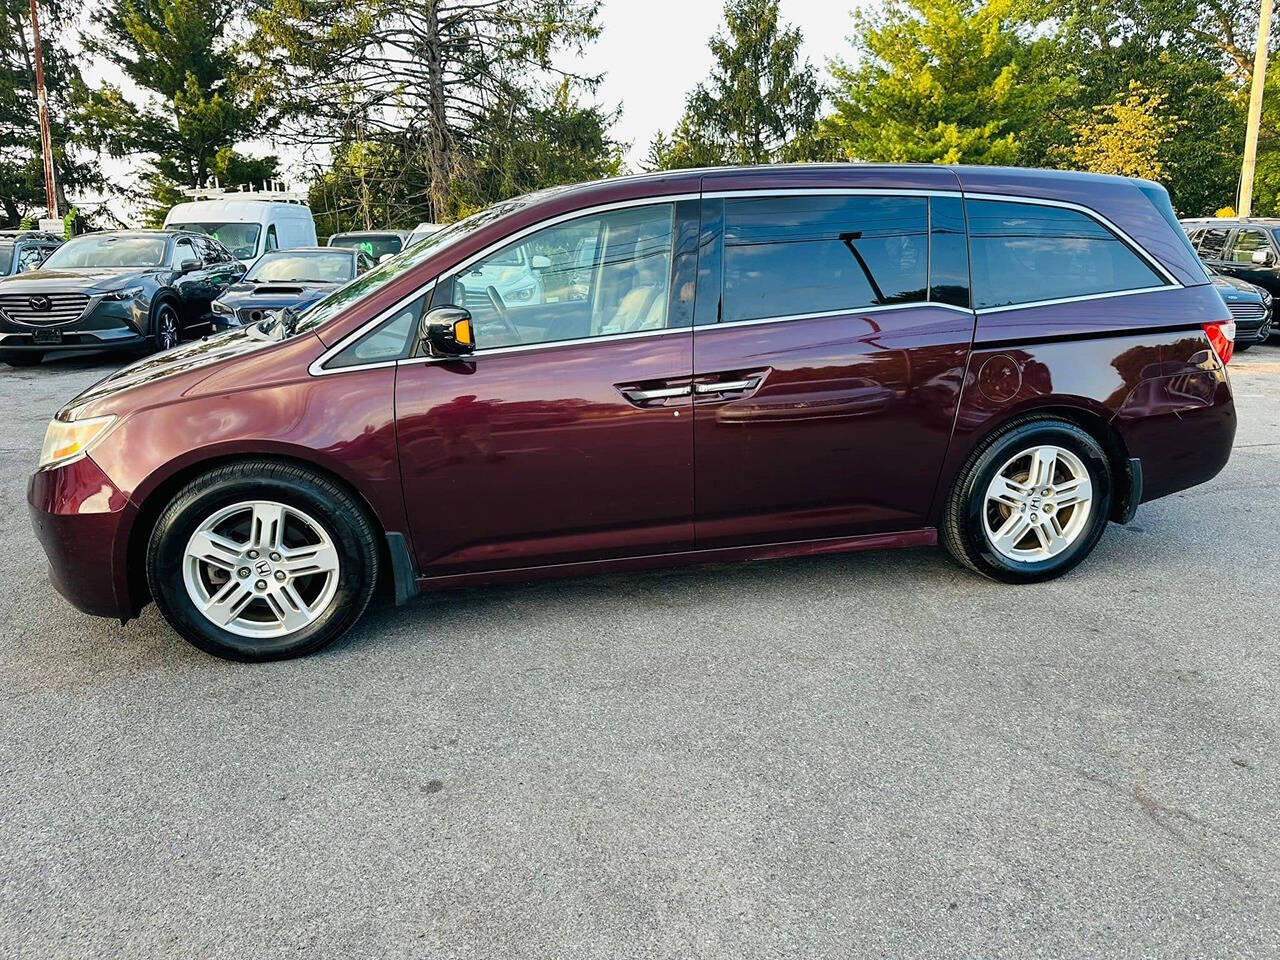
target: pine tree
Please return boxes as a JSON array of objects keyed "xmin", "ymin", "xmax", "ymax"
[
  {"xmin": 80, "ymin": 0, "xmax": 276, "ymax": 223},
  {"xmin": 822, "ymin": 0, "xmax": 1057, "ymax": 166},
  {"xmin": 648, "ymin": 0, "xmax": 825, "ymax": 170}
]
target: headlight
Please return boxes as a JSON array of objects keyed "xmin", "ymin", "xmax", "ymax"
[
  {"xmin": 38, "ymin": 415, "xmax": 117, "ymax": 470},
  {"xmin": 507, "ymin": 281, "xmax": 537, "ymax": 303},
  {"xmin": 212, "ymin": 299, "xmax": 233, "ymax": 315},
  {"xmin": 102, "ymin": 286, "xmax": 144, "ymax": 302}
]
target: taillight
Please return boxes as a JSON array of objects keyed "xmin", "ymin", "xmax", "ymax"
[{"xmin": 1204, "ymin": 319, "xmax": 1236, "ymax": 364}]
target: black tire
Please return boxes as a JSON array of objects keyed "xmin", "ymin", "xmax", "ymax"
[
  {"xmin": 941, "ymin": 416, "xmax": 1113, "ymax": 583},
  {"xmin": 0, "ymin": 351, "xmax": 43, "ymax": 367},
  {"xmin": 1235, "ymin": 342, "xmax": 1252, "ymax": 353},
  {"xmin": 146, "ymin": 461, "xmax": 380, "ymax": 661},
  {"xmin": 151, "ymin": 300, "xmax": 180, "ymax": 352}
]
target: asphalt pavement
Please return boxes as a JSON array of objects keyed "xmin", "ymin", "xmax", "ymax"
[{"xmin": 2, "ymin": 344, "xmax": 1278, "ymax": 959}]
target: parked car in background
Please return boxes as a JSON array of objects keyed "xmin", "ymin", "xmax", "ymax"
[
  {"xmin": 29, "ymin": 166, "xmax": 1235, "ymax": 660},
  {"xmin": 1207, "ymin": 268, "xmax": 1271, "ymax": 351},
  {"xmin": 164, "ymin": 193, "xmax": 317, "ymax": 265},
  {"xmin": 0, "ymin": 230, "xmax": 63, "ymax": 276},
  {"xmin": 326, "ymin": 230, "xmax": 405, "ymax": 262},
  {"xmin": 1184, "ymin": 218, "xmax": 1280, "ymax": 341},
  {"xmin": 0, "ymin": 230, "xmax": 243, "ymax": 366},
  {"xmin": 405, "ymin": 222, "xmax": 444, "ymax": 248},
  {"xmin": 211, "ymin": 247, "xmax": 374, "ymax": 330}
]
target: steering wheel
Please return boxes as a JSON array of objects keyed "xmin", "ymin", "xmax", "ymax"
[{"xmin": 485, "ymin": 285, "xmax": 521, "ymax": 344}]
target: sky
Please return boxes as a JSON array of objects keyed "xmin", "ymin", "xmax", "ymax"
[{"xmin": 80, "ymin": 0, "xmax": 871, "ymax": 224}]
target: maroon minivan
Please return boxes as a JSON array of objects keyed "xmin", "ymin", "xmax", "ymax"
[{"xmin": 28, "ymin": 165, "xmax": 1236, "ymax": 660}]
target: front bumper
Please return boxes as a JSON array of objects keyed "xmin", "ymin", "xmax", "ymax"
[
  {"xmin": 0, "ymin": 297, "xmax": 148, "ymax": 352},
  {"xmin": 28, "ymin": 455, "xmax": 137, "ymax": 620}
]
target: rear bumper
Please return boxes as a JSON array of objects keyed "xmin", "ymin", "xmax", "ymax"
[
  {"xmin": 1115, "ymin": 363, "xmax": 1236, "ymax": 504},
  {"xmin": 28, "ymin": 456, "xmax": 137, "ymax": 620}
]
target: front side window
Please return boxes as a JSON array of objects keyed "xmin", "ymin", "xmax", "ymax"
[
  {"xmin": 966, "ymin": 199, "xmax": 1164, "ymax": 310},
  {"xmin": 1226, "ymin": 228, "xmax": 1273, "ymax": 264},
  {"xmin": 433, "ymin": 203, "xmax": 676, "ymax": 350},
  {"xmin": 265, "ymin": 225, "xmax": 279, "ymax": 253},
  {"xmin": 173, "ymin": 238, "xmax": 199, "ymax": 268},
  {"xmin": 42, "ymin": 234, "xmax": 167, "ymax": 269},
  {"xmin": 17, "ymin": 243, "xmax": 43, "ymax": 272},
  {"xmin": 170, "ymin": 221, "xmax": 261, "ymax": 259},
  {"xmin": 721, "ymin": 195, "xmax": 928, "ymax": 324},
  {"xmin": 1196, "ymin": 228, "xmax": 1230, "ymax": 260},
  {"xmin": 0, "ymin": 242, "xmax": 14, "ymax": 275}
]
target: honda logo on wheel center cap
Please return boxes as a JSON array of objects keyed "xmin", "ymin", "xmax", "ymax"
[{"xmin": 254, "ymin": 559, "xmax": 271, "ymax": 576}]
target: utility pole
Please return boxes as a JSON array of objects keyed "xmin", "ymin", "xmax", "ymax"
[
  {"xmin": 1240, "ymin": 0, "xmax": 1275, "ymax": 218},
  {"xmin": 27, "ymin": 0, "xmax": 58, "ymax": 220}
]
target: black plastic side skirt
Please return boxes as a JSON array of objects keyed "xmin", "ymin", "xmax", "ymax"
[
  {"xmin": 1118, "ymin": 457, "xmax": 1143, "ymax": 524},
  {"xmin": 385, "ymin": 532, "xmax": 419, "ymax": 605}
]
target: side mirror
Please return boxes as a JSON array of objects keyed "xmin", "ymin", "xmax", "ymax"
[
  {"xmin": 531, "ymin": 254, "xmax": 551, "ymax": 270},
  {"xmin": 178, "ymin": 259, "xmax": 203, "ymax": 274},
  {"xmin": 420, "ymin": 305, "xmax": 475, "ymax": 356},
  {"xmin": 1252, "ymin": 248, "xmax": 1276, "ymax": 267}
]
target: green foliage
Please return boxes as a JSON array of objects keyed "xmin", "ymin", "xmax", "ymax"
[
  {"xmin": 1065, "ymin": 82, "xmax": 1186, "ymax": 180},
  {"xmin": 80, "ymin": 0, "xmax": 276, "ymax": 222},
  {"xmin": 648, "ymin": 0, "xmax": 825, "ymax": 170},
  {"xmin": 249, "ymin": 0, "xmax": 614, "ymax": 229},
  {"xmin": 0, "ymin": 0, "xmax": 99, "ymax": 224},
  {"xmin": 822, "ymin": 0, "xmax": 1060, "ymax": 165}
]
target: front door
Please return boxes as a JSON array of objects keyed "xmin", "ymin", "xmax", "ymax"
[
  {"xmin": 1219, "ymin": 226, "xmax": 1280, "ymax": 296},
  {"xmin": 395, "ymin": 199, "xmax": 701, "ymax": 577},
  {"xmin": 690, "ymin": 193, "xmax": 976, "ymax": 548}
]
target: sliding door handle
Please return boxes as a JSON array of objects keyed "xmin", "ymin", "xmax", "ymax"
[
  {"xmin": 693, "ymin": 377, "xmax": 760, "ymax": 395},
  {"xmin": 622, "ymin": 384, "xmax": 692, "ymax": 402}
]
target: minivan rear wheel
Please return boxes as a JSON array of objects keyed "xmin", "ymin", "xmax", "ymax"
[
  {"xmin": 942, "ymin": 417, "xmax": 1113, "ymax": 583},
  {"xmin": 146, "ymin": 461, "xmax": 380, "ymax": 660}
]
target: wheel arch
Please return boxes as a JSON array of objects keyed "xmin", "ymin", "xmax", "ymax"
[
  {"xmin": 939, "ymin": 399, "xmax": 1136, "ymax": 526},
  {"xmin": 123, "ymin": 450, "xmax": 398, "ymax": 616}
]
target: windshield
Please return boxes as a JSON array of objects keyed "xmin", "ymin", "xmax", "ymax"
[
  {"xmin": 169, "ymin": 221, "xmax": 260, "ymax": 259},
  {"xmin": 42, "ymin": 235, "xmax": 167, "ymax": 269},
  {"xmin": 292, "ymin": 192, "xmax": 546, "ymax": 335},
  {"xmin": 330, "ymin": 234, "xmax": 402, "ymax": 260},
  {"xmin": 0, "ymin": 242, "xmax": 13, "ymax": 275},
  {"xmin": 248, "ymin": 252, "xmax": 354, "ymax": 283}
]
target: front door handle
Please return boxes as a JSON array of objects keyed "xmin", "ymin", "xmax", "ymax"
[
  {"xmin": 693, "ymin": 377, "xmax": 760, "ymax": 396},
  {"xmin": 622, "ymin": 384, "xmax": 692, "ymax": 402}
]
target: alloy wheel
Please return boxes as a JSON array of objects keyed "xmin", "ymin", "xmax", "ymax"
[
  {"xmin": 981, "ymin": 444, "xmax": 1094, "ymax": 563},
  {"xmin": 156, "ymin": 305, "xmax": 179, "ymax": 350},
  {"xmin": 182, "ymin": 500, "xmax": 340, "ymax": 639}
]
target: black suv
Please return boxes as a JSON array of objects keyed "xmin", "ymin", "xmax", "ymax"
[
  {"xmin": 1184, "ymin": 218, "xmax": 1280, "ymax": 343},
  {"xmin": 0, "ymin": 230, "xmax": 63, "ymax": 278},
  {"xmin": 0, "ymin": 230, "xmax": 243, "ymax": 367}
]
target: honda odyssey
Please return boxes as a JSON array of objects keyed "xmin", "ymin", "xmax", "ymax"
[{"xmin": 29, "ymin": 165, "xmax": 1237, "ymax": 660}]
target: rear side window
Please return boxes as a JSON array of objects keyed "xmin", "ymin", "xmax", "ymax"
[
  {"xmin": 721, "ymin": 195, "xmax": 927, "ymax": 323},
  {"xmin": 966, "ymin": 199, "xmax": 1164, "ymax": 310},
  {"xmin": 1197, "ymin": 228, "xmax": 1230, "ymax": 260}
]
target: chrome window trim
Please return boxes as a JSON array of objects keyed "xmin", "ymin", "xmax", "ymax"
[
  {"xmin": 705, "ymin": 187, "xmax": 959, "ymax": 199},
  {"xmin": 973, "ymin": 284, "xmax": 1177, "ymax": 315},
  {"xmin": 963, "ymin": 192, "xmax": 1182, "ymax": 288}
]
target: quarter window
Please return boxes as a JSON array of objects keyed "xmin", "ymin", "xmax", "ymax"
[
  {"xmin": 433, "ymin": 203, "xmax": 676, "ymax": 350},
  {"xmin": 1226, "ymin": 228, "xmax": 1272, "ymax": 264},
  {"xmin": 966, "ymin": 199, "xmax": 1164, "ymax": 310},
  {"xmin": 721, "ymin": 195, "xmax": 927, "ymax": 323},
  {"xmin": 327, "ymin": 297, "xmax": 423, "ymax": 368}
]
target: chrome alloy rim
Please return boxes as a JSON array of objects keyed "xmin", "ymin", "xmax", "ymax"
[
  {"xmin": 183, "ymin": 501, "xmax": 340, "ymax": 639},
  {"xmin": 982, "ymin": 444, "xmax": 1094, "ymax": 563}
]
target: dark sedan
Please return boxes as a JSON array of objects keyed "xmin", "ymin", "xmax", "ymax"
[
  {"xmin": 1209, "ymin": 268, "xmax": 1272, "ymax": 350},
  {"xmin": 0, "ymin": 230, "xmax": 243, "ymax": 367},
  {"xmin": 210, "ymin": 247, "xmax": 374, "ymax": 330}
]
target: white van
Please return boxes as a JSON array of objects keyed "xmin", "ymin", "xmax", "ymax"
[{"xmin": 163, "ymin": 193, "xmax": 318, "ymax": 264}]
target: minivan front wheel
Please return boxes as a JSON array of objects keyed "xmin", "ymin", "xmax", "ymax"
[
  {"xmin": 147, "ymin": 461, "xmax": 380, "ymax": 660},
  {"xmin": 942, "ymin": 417, "xmax": 1113, "ymax": 582}
]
